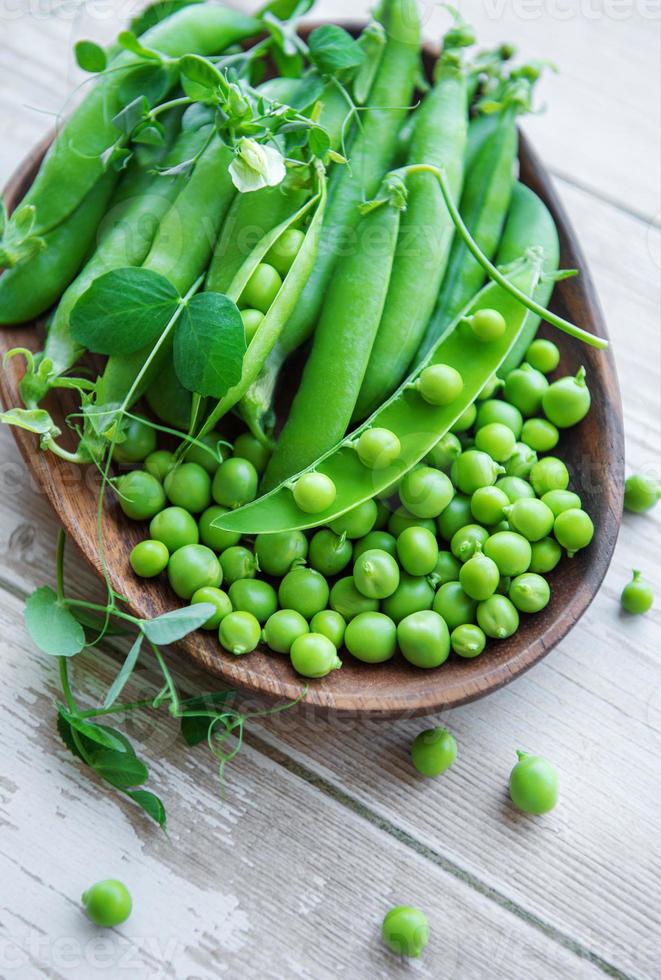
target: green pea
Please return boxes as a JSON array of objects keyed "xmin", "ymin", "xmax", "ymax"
[
  {"xmin": 262, "ymin": 609, "xmax": 309, "ymax": 653},
  {"xmin": 388, "ymin": 507, "xmax": 436, "ymax": 537},
  {"xmin": 620, "ymin": 570, "xmax": 654, "ymax": 615},
  {"xmin": 82, "ymin": 880, "xmax": 132, "ymax": 928},
  {"xmin": 529, "ymin": 537, "xmax": 562, "ymax": 574},
  {"xmin": 150, "ymin": 506, "xmax": 199, "ymax": 553},
  {"xmin": 411, "ymin": 727, "xmax": 457, "ymax": 777},
  {"xmin": 400, "ymin": 466, "xmax": 454, "ymax": 518},
  {"xmin": 469, "ymin": 307, "xmax": 506, "ymax": 342},
  {"xmin": 241, "ymin": 308, "xmax": 264, "ymax": 343},
  {"xmin": 525, "ymin": 338, "xmax": 560, "ymax": 374},
  {"xmin": 356, "ymin": 427, "xmax": 401, "ymax": 469},
  {"xmin": 191, "ymin": 586, "xmax": 232, "ymax": 630},
  {"xmin": 144, "ymin": 449, "xmax": 175, "ymax": 482},
  {"xmin": 308, "ymin": 529, "xmax": 353, "ymax": 576},
  {"xmin": 505, "ymin": 498, "xmax": 555, "ymax": 542},
  {"xmin": 477, "ymin": 374, "xmax": 503, "ymax": 401},
  {"xmin": 476, "ymin": 594, "xmax": 519, "ymax": 638},
  {"xmin": 509, "ymin": 572, "xmax": 551, "ymax": 613},
  {"xmin": 471, "ymin": 486, "xmax": 509, "ymax": 526},
  {"xmin": 265, "ymin": 226, "xmax": 305, "ymax": 276},
  {"xmin": 451, "ymin": 623, "xmax": 487, "ymax": 658},
  {"xmin": 430, "ymin": 550, "xmax": 462, "ymax": 585},
  {"xmin": 452, "ymin": 450, "xmax": 503, "ymax": 495},
  {"xmin": 212, "ymin": 457, "xmax": 258, "ymax": 509},
  {"xmin": 164, "ymin": 462, "xmax": 211, "ymax": 514},
  {"xmin": 397, "ymin": 610, "xmax": 450, "ymax": 668},
  {"xmin": 459, "ymin": 552, "xmax": 500, "ymax": 601},
  {"xmin": 541, "ymin": 489, "xmax": 582, "ymax": 517},
  {"xmin": 520, "ymin": 418, "xmax": 559, "ymax": 452},
  {"xmin": 495, "ymin": 476, "xmax": 536, "ymax": 503},
  {"xmin": 113, "ymin": 416, "xmax": 156, "ymax": 464},
  {"xmin": 373, "ymin": 500, "xmax": 390, "ymax": 529},
  {"xmin": 199, "ymin": 505, "xmax": 241, "ymax": 553},
  {"xmin": 432, "ymin": 581, "xmax": 476, "ymax": 630},
  {"xmin": 233, "ymin": 432, "xmax": 271, "ymax": 475},
  {"xmin": 450, "ymin": 402, "xmax": 477, "ymax": 433},
  {"xmin": 417, "ymin": 363, "xmax": 464, "ymax": 405},
  {"xmin": 309, "ymin": 609, "xmax": 346, "ymax": 648},
  {"xmin": 425, "ymin": 432, "xmax": 462, "ymax": 471},
  {"xmin": 330, "ymin": 499, "xmax": 378, "ymax": 539},
  {"xmin": 484, "ymin": 531, "xmax": 532, "ymax": 576},
  {"xmin": 476, "ymin": 399, "xmax": 523, "ymax": 438},
  {"xmin": 382, "ymin": 906, "xmax": 429, "ymax": 958},
  {"xmin": 450, "ymin": 523, "xmax": 489, "ymax": 562},
  {"xmin": 219, "ymin": 545, "xmax": 257, "ymax": 585},
  {"xmin": 542, "ymin": 367, "xmax": 590, "ymax": 427},
  {"xmin": 529, "ymin": 457, "xmax": 569, "ymax": 496},
  {"xmin": 290, "ymin": 633, "xmax": 341, "ymax": 678},
  {"xmin": 474, "ymin": 422, "xmax": 516, "ymax": 462},
  {"xmin": 116, "ymin": 470, "xmax": 166, "ymax": 521},
  {"xmin": 503, "ymin": 363, "xmax": 549, "ymax": 417},
  {"xmin": 129, "ymin": 540, "xmax": 169, "ymax": 578},
  {"xmin": 186, "ymin": 432, "xmax": 227, "ymax": 474},
  {"xmin": 345, "ymin": 611, "xmax": 397, "ymax": 663},
  {"xmin": 219, "ymin": 610, "xmax": 262, "ymax": 655},
  {"xmin": 228, "ymin": 578, "xmax": 277, "ymax": 624},
  {"xmin": 255, "ymin": 529, "xmax": 308, "ymax": 576},
  {"xmin": 623, "ymin": 473, "xmax": 661, "ymax": 513},
  {"xmin": 553, "ymin": 508, "xmax": 594, "ymax": 556},
  {"xmin": 509, "ymin": 750, "xmax": 559, "ymax": 814},
  {"xmin": 353, "ymin": 531, "xmax": 397, "ymax": 563},
  {"xmin": 436, "ymin": 493, "xmax": 472, "ymax": 541},
  {"xmin": 353, "ymin": 548, "xmax": 400, "ymax": 599},
  {"xmin": 241, "ymin": 261, "xmax": 282, "ymax": 313},
  {"xmin": 168, "ymin": 544, "xmax": 222, "ymax": 599},
  {"xmin": 292, "ymin": 472, "xmax": 336, "ymax": 514},
  {"xmin": 382, "ymin": 573, "xmax": 435, "ymax": 624},
  {"xmin": 504, "ymin": 442, "xmax": 537, "ymax": 479},
  {"xmin": 279, "ymin": 566, "xmax": 329, "ymax": 619},
  {"xmin": 396, "ymin": 526, "xmax": 439, "ymax": 577},
  {"xmin": 330, "ymin": 576, "xmax": 379, "ymax": 620}
]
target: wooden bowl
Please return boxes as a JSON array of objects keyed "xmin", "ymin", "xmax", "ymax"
[{"xmin": 0, "ymin": 32, "xmax": 624, "ymax": 718}]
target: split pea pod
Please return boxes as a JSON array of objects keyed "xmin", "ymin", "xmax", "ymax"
[
  {"xmin": 353, "ymin": 47, "xmax": 470, "ymax": 420},
  {"xmin": 0, "ymin": 4, "xmax": 260, "ymax": 266},
  {"xmin": 276, "ymin": 0, "xmax": 420, "ymax": 352},
  {"xmin": 417, "ymin": 83, "xmax": 531, "ymax": 358},
  {"xmin": 261, "ymin": 175, "xmax": 407, "ymax": 491},
  {"xmin": 214, "ymin": 252, "xmax": 545, "ymax": 535},
  {"xmin": 495, "ymin": 181, "xmax": 560, "ymax": 376},
  {"xmin": 0, "ymin": 170, "xmax": 117, "ymax": 325},
  {"xmin": 94, "ymin": 133, "xmax": 237, "ymax": 409},
  {"xmin": 21, "ymin": 123, "xmax": 215, "ymax": 405}
]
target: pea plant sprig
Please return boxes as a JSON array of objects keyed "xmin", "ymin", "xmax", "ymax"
[{"xmin": 25, "ymin": 530, "xmax": 302, "ymax": 826}]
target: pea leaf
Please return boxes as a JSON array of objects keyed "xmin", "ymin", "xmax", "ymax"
[
  {"xmin": 117, "ymin": 30, "xmax": 163, "ymax": 61},
  {"xmin": 180, "ymin": 53, "xmax": 225, "ymax": 91},
  {"xmin": 173, "ymin": 292, "xmax": 246, "ymax": 398},
  {"xmin": 118, "ymin": 64, "xmax": 171, "ymax": 106},
  {"xmin": 140, "ymin": 603, "xmax": 216, "ymax": 644},
  {"xmin": 103, "ymin": 634, "xmax": 143, "ymax": 710},
  {"xmin": 126, "ymin": 789, "xmax": 167, "ymax": 827},
  {"xmin": 24, "ymin": 587, "xmax": 85, "ymax": 658},
  {"xmin": 90, "ymin": 749, "xmax": 149, "ymax": 789},
  {"xmin": 71, "ymin": 268, "xmax": 180, "ymax": 356},
  {"xmin": 58, "ymin": 710, "xmax": 129, "ymax": 753},
  {"xmin": 180, "ymin": 691, "xmax": 234, "ymax": 746},
  {"xmin": 308, "ymin": 126, "xmax": 330, "ymax": 159},
  {"xmin": 75, "ymin": 40, "xmax": 107, "ymax": 73},
  {"xmin": 130, "ymin": 0, "xmax": 203, "ymax": 35},
  {"xmin": 308, "ymin": 25, "xmax": 364, "ymax": 76},
  {"xmin": 0, "ymin": 407, "xmax": 60, "ymax": 438},
  {"xmin": 112, "ymin": 95, "xmax": 150, "ymax": 137}
]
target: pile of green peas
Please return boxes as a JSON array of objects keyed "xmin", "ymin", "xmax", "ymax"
[{"xmin": 116, "ymin": 332, "xmax": 594, "ymax": 681}]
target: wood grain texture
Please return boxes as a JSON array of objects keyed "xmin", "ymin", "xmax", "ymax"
[{"xmin": 0, "ymin": 36, "xmax": 625, "ymax": 717}]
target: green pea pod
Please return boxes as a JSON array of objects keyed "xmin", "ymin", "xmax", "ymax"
[
  {"xmin": 495, "ymin": 182, "xmax": 560, "ymax": 376},
  {"xmin": 193, "ymin": 169, "xmax": 328, "ymax": 438},
  {"xmin": 262, "ymin": 175, "xmax": 407, "ymax": 491},
  {"xmin": 276, "ymin": 0, "xmax": 420, "ymax": 353},
  {"xmin": 0, "ymin": 3, "xmax": 260, "ymax": 265},
  {"xmin": 214, "ymin": 251, "xmax": 545, "ymax": 535},
  {"xmin": 0, "ymin": 170, "xmax": 117, "ymax": 325},
  {"xmin": 353, "ymin": 49, "xmax": 469, "ymax": 420},
  {"xmin": 94, "ymin": 133, "xmax": 236, "ymax": 408},
  {"xmin": 20, "ymin": 123, "xmax": 214, "ymax": 406}
]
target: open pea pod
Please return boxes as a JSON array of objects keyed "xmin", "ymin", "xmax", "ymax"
[{"xmin": 214, "ymin": 250, "xmax": 544, "ymax": 535}]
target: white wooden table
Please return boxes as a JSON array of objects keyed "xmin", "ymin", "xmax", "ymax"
[{"xmin": 1, "ymin": 3, "xmax": 660, "ymax": 977}]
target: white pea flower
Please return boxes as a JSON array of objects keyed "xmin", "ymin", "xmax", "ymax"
[{"xmin": 229, "ymin": 138, "xmax": 286, "ymax": 193}]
